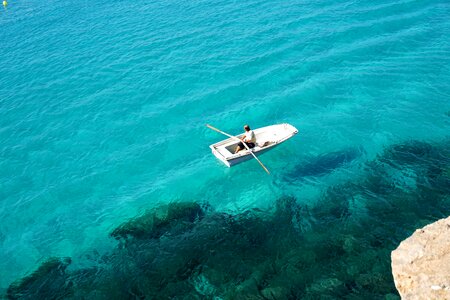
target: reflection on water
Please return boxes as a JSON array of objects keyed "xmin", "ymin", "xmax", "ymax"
[{"xmin": 6, "ymin": 140, "xmax": 449, "ymax": 299}]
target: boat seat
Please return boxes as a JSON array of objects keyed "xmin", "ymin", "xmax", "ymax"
[
  {"xmin": 258, "ymin": 141, "xmax": 274, "ymax": 147},
  {"xmin": 217, "ymin": 147, "xmax": 232, "ymax": 158}
]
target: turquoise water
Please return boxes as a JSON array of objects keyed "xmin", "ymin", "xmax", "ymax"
[{"xmin": 1, "ymin": 0, "xmax": 449, "ymax": 297}]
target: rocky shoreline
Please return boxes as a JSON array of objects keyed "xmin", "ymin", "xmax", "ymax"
[{"xmin": 392, "ymin": 216, "xmax": 450, "ymax": 300}]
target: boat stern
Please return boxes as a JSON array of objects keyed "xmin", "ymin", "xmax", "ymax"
[{"xmin": 210, "ymin": 145, "xmax": 231, "ymax": 167}]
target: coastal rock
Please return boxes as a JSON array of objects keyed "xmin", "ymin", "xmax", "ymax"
[{"xmin": 391, "ymin": 216, "xmax": 450, "ymax": 299}]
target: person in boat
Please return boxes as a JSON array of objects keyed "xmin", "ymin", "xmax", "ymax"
[{"xmin": 235, "ymin": 125, "xmax": 256, "ymax": 153}]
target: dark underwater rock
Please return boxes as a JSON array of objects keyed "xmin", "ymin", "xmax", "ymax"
[
  {"xmin": 385, "ymin": 293, "xmax": 401, "ymax": 300},
  {"xmin": 110, "ymin": 201, "xmax": 204, "ymax": 240},
  {"xmin": 381, "ymin": 140, "xmax": 445, "ymax": 168},
  {"xmin": 260, "ymin": 285, "xmax": 289, "ymax": 300},
  {"xmin": 312, "ymin": 183, "xmax": 355, "ymax": 222},
  {"xmin": 6, "ymin": 139, "xmax": 449, "ymax": 299},
  {"xmin": 7, "ymin": 257, "xmax": 72, "ymax": 300},
  {"xmin": 66, "ymin": 267, "xmax": 104, "ymax": 299},
  {"xmin": 306, "ymin": 277, "xmax": 346, "ymax": 297}
]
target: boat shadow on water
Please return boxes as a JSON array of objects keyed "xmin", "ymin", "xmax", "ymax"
[{"xmin": 283, "ymin": 146, "xmax": 365, "ymax": 182}]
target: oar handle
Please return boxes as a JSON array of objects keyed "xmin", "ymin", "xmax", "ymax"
[{"xmin": 206, "ymin": 124, "xmax": 237, "ymax": 140}]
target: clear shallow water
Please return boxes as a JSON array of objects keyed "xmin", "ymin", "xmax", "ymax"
[{"xmin": 0, "ymin": 0, "xmax": 449, "ymax": 297}]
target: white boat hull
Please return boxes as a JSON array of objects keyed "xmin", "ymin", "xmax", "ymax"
[{"xmin": 209, "ymin": 123, "xmax": 298, "ymax": 167}]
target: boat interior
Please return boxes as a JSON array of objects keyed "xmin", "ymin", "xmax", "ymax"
[
  {"xmin": 224, "ymin": 141, "xmax": 274, "ymax": 153},
  {"xmin": 222, "ymin": 133, "xmax": 276, "ymax": 156}
]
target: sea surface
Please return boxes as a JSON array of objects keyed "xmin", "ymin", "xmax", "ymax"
[{"xmin": 1, "ymin": 0, "xmax": 449, "ymax": 297}]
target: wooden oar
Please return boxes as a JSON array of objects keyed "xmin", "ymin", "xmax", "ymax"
[{"xmin": 206, "ymin": 124, "xmax": 270, "ymax": 174}]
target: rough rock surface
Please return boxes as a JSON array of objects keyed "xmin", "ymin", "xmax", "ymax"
[{"xmin": 391, "ymin": 216, "xmax": 450, "ymax": 300}]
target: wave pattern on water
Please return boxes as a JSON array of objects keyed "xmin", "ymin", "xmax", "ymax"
[{"xmin": 0, "ymin": 0, "xmax": 449, "ymax": 295}]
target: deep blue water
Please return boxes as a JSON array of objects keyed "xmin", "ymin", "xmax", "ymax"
[{"xmin": 1, "ymin": 0, "xmax": 449, "ymax": 297}]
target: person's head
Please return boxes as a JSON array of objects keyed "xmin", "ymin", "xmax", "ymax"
[{"xmin": 244, "ymin": 125, "xmax": 250, "ymax": 131}]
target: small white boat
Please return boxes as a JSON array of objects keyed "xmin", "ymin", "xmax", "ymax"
[{"xmin": 209, "ymin": 123, "xmax": 298, "ymax": 167}]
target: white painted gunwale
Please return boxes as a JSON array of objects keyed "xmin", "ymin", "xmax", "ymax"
[{"xmin": 209, "ymin": 123, "xmax": 298, "ymax": 167}]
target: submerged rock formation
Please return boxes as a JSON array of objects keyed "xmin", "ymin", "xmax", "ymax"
[
  {"xmin": 110, "ymin": 201, "xmax": 204, "ymax": 240},
  {"xmin": 4, "ymin": 139, "xmax": 449, "ymax": 299},
  {"xmin": 7, "ymin": 257, "xmax": 72, "ymax": 300},
  {"xmin": 391, "ymin": 216, "xmax": 450, "ymax": 300}
]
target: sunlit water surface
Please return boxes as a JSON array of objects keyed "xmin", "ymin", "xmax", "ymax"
[{"xmin": 0, "ymin": 0, "xmax": 449, "ymax": 297}]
